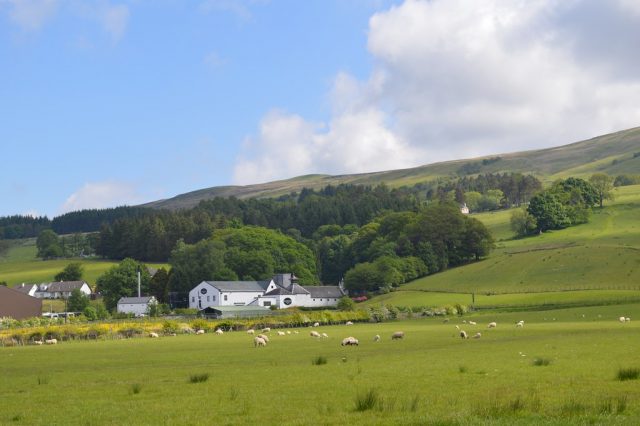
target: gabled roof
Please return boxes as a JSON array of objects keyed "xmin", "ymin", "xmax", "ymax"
[
  {"xmin": 44, "ymin": 281, "xmax": 89, "ymax": 293},
  {"xmin": 264, "ymin": 283, "xmax": 310, "ymax": 296},
  {"xmin": 305, "ymin": 286, "xmax": 345, "ymax": 298},
  {"xmin": 118, "ymin": 296, "xmax": 156, "ymax": 305},
  {"xmin": 12, "ymin": 284, "xmax": 37, "ymax": 294},
  {"xmin": 204, "ymin": 280, "xmax": 270, "ymax": 292}
]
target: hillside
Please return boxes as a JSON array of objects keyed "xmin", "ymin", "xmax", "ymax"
[
  {"xmin": 362, "ymin": 184, "xmax": 640, "ymax": 309},
  {"xmin": 144, "ymin": 126, "xmax": 640, "ymax": 210}
]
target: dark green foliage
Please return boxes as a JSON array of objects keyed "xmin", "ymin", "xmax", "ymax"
[
  {"xmin": 95, "ymin": 258, "xmax": 151, "ymax": 311},
  {"xmin": 527, "ymin": 192, "xmax": 570, "ymax": 232},
  {"xmin": 36, "ymin": 229, "xmax": 63, "ymax": 259},
  {"xmin": 438, "ymin": 172, "xmax": 542, "ymax": 207},
  {"xmin": 510, "ymin": 208, "xmax": 537, "ymax": 237},
  {"xmin": 130, "ymin": 383, "xmax": 142, "ymax": 394},
  {"xmin": 614, "ymin": 174, "xmax": 640, "ymax": 187},
  {"xmin": 67, "ymin": 288, "xmax": 89, "ymax": 312},
  {"xmin": 354, "ymin": 389, "xmax": 380, "ymax": 412},
  {"xmin": 312, "ymin": 356, "xmax": 328, "ymax": 365},
  {"xmin": 532, "ymin": 357, "xmax": 552, "ymax": 366},
  {"xmin": 189, "ymin": 373, "xmax": 209, "ymax": 383},
  {"xmin": 52, "ymin": 206, "xmax": 155, "ymax": 234},
  {"xmin": 83, "ymin": 306, "xmax": 97, "ymax": 321},
  {"xmin": 337, "ymin": 296, "xmax": 355, "ymax": 311},
  {"xmin": 589, "ymin": 173, "xmax": 614, "ymax": 208},
  {"xmin": 0, "ymin": 215, "xmax": 50, "ymax": 239},
  {"xmin": 616, "ymin": 367, "xmax": 640, "ymax": 381},
  {"xmin": 148, "ymin": 268, "xmax": 170, "ymax": 303},
  {"xmin": 54, "ymin": 263, "xmax": 84, "ymax": 282}
]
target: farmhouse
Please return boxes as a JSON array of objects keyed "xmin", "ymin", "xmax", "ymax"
[
  {"xmin": 12, "ymin": 283, "xmax": 38, "ymax": 297},
  {"xmin": 30, "ymin": 281, "xmax": 92, "ymax": 299},
  {"xmin": 117, "ymin": 296, "xmax": 158, "ymax": 317},
  {"xmin": 189, "ymin": 273, "xmax": 346, "ymax": 310},
  {"xmin": 0, "ymin": 286, "xmax": 42, "ymax": 320}
]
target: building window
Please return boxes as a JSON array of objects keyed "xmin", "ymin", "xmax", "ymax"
[
  {"xmin": 213, "ymin": 295, "xmax": 216, "ymax": 301},
  {"xmin": 207, "ymin": 296, "xmax": 210, "ymax": 302},
  {"xmin": 224, "ymin": 295, "xmax": 228, "ymax": 301},
  {"xmin": 264, "ymin": 301, "xmax": 271, "ymax": 307},
  {"xmin": 313, "ymin": 299, "xmax": 316, "ymax": 301},
  {"xmin": 192, "ymin": 297, "xmax": 195, "ymax": 302}
]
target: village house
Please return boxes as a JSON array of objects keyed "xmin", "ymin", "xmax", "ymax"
[
  {"xmin": 12, "ymin": 283, "xmax": 39, "ymax": 297},
  {"xmin": 117, "ymin": 296, "xmax": 158, "ymax": 317},
  {"xmin": 188, "ymin": 273, "xmax": 346, "ymax": 311},
  {"xmin": 26, "ymin": 281, "xmax": 93, "ymax": 299}
]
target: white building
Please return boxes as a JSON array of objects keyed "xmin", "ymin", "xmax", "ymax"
[
  {"xmin": 117, "ymin": 296, "xmax": 158, "ymax": 316},
  {"xmin": 32, "ymin": 281, "xmax": 92, "ymax": 299},
  {"xmin": 189, "ymin": 273, "xmax": 346, "ymax": 310}
]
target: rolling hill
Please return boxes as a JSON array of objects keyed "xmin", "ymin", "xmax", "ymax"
[{"xmin": 144, "ymin": 126, "xmax": 640, "ymax": 210}]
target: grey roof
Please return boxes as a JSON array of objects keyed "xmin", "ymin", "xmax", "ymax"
[
  {"xmin": 305, "ymin": 286, "xmax": 345, "ymax": 298},
  {"xmin": 272, "ymin": 273, "xmax": 298, "ymax": 289},
  {"xmin": 118, "ymin": 296, "xmax": 156, "ymax": 304},
  {"xmin": 264, "ymin": 283, "xmax": 310, "ymax": 296},
  {"xmin": 44, "ymin": 281, "xmax": 89, "ymax": 293},
  {"xmin": 12, "ymin": 284, "xmax": 37, "ymax": 294},
  {"xmin": 205, "ymin": 281, "xmax": 270, "ymax": 292}
]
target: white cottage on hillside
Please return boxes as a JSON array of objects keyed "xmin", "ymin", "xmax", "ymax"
[
  {"xmin": 117, "ymin": 296, "xmax": 158, "ymax": 316},
  {"xmin": 34, "ymin": 281, "xmax": 92, "ymax": 299},
  {"xmin": 189, "ymin": 273, "xmax": 346, "ymax": 310}
]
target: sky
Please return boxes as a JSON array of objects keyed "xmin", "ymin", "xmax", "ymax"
[{"xmin": 1, "ymin": 0, "xmax": 640, "ymax": 218}]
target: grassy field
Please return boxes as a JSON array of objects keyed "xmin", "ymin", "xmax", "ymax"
[
  {"xmin": 2, "ymin": 304, "xmax": 640, "ymax": 425},
  {"xmin": 0, "ymin": 239, "xmax": 167, "ymax": 287}
]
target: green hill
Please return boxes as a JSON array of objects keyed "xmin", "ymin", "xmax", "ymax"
[
  {"xmin": 363, "ymin": 184, "xmax": 640, "ymax": 309},
  {"xmin": 144, "ymin": 126, "xmax": 640, "ymax": 210}
]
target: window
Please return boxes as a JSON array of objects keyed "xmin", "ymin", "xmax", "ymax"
[
  {"xmin": 207, "ymin": 296, "xmax": 210, "ymax": 302},
  {"xmin": 192, "ymin": 297, "xmax": 195, "ymax": 303},
  {"xmin": 213, "ymin": 296, "xmax": 216, "ymax": 301},
  {"xmin": 224, "ymin": 295, "xmax": 228, "ymax": 301},
  {"xmin": 313, "ymin": 299, "xmax": 316, "ymax": 301},
  {"xmin": 263, "ymin": 301, "xmax": 271, "ymax": 307}
]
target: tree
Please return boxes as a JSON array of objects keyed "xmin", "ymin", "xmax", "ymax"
[
  {"xmin": 510, "ymin": 208, "xmax": 537, "ymax": 237},
  {"xmin": 67, "ymin": 288, "xmax": 89, "ymax": 312},
  {"xmin": 589, "ymin": 173, "xmax": 615, "ymax": 208},
  {"xmin": 36, "ymin": 229, "xmax": 62, "ymax": 259},
  {"xmin": 148, "ymin": 267, "xmax": 170, "ymax": 303},
  {"xmin": 54, "ymin": 263, "xmax": 84, "ymax": 281},
  {"xmin": 337, "ymin": 296, "xmax": 355, "ymax": 311},
  {"xmin": 95, "ymin": 258, "xmax": 151, "ymax": 311},
  {"xmin": 83, "ymin": 306, "xmax": 97, "ymax": 321},
  {"xmin": 527, "ymin": 192, "xmax": 570, "ymax": 232}
]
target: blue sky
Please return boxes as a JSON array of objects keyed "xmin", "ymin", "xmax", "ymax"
[{"xmin": 2, "ymin": 0, "xmax": 640, "ymax": 218}]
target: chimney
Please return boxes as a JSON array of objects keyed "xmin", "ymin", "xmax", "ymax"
[{"xmin": 137, "ymin": 269, "xmax": 141, "ymax": 298}]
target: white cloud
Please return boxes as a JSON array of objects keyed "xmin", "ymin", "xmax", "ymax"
[
  {"xmin": 3, "ymin": 0, "xmax": 58, "ymax": 31},
  {"xmin": 234, "ymin": 0, "xmax": 640, "ymax": 184},
  {"xmin": 60, "ymin": 181, "xmax": 142, "ymax": 213},
  {"xmin": 100, "ymin": 2, "xmax": 129, "ymax": 42}
]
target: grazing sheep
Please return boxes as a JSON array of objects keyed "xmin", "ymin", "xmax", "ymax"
[
  {"xmin": 473, "ymin": 332, "xmax": 481, "ymax": 339},
  {"xmin": 462, "ymin": 320, "xmax": 467, "ymax": 324},
  {"xmin": 277, "ymin": 331, "xmax": 286, "ymax": 336},
  {"xmin": 626, "ymin": 317, "xmax": 631, "ymax": 322},
  {"xmin": 373, "ymin": 334, "xmax": 381, "ymax": 342},
  {"xmin": 313, "ymin": 322, "xmax": 320, "ymax": 327},
  {"xmin": 487, "ymin": 322, "xmax": 497, "ymax": 329},
  {"xmin": 294, "ymin": 331, "xmax": 299, "ymax": 334},
  {"xmin": 459, "ymin": 330, "xmax": 468, "ymax": 339},
  {"xmin": 262, "ymin": 327, "xmax": 271, "ymax": 333},
  {"xmin": 391, "ymin": 331, "xmax": 405, "ymax": 340},
  {"xmin": 215, "ymin": 329, "xmax": 224, "ymax": 335},
  {"xmin": 286, "ymin": 331, "xmax": 291, "ymax": 335},
  {"xmin": 310, "ymin": 331, "xmax": 321, "ymax": 338},
  {"xmin": 45, "ymin": 338, "xmax": 57, "ymax": 345},
  {"xmin": 619, "ymin": 316, "xmax": 626, "ymax": 323},
  {"xmin": 455, "ymin": 325, "xmax": 460, "ymax": 330},
  {"xmin": 321, "ymin": 333, "xmax": 329, "ymax": 338},
  {"xmin": 34, "ymin": 340, "xmax": 43, "ymax": 345},
  {"xmin": 341, "ymin": 336, "xmax": 359, "ymax": 346},
  {"xmin": 247, "ymin": 329, "xmax": 255, "ymax": 334},
  {"xmin": 254, "ymin": 336, "xmax": 267, "ymax": 347},
  {"xmin": 468, "ymin": 321, "xmax": 477, "ymax": 325},
  {"xmin": 345, "ymin": 321, "xmax": 354, "ymax": 325},
  {"xmin": 149, "ymin": 332, "xmax": 159, "ymax": 338},
  {"xmin": 516, "ymin": 321, "xmax": 524, "ymax": 328},
  {"xmin": 196, "ymin": 329, "xmax": 205, "ymax": 335}
]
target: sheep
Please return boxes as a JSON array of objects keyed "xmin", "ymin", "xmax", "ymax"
[
  {"xmin": 321, "ymin": 333, "xmax": 329, "ymax": 338},
  {"xmin": 310, "ymin": 331, "xmax": 321, "ymax": 338},
  {"xmin": 516, "ymin": 321, "xmax": 524, "ymax": 328},
  {"xmin": 149, "ymin": 332, "xmax": 159, "ymax": 338},
  {"xmin": 626, "ymin": 318, "xmax": 631, "ymax": 322},
  {"xmin": 487, "ymin": 322, "xmax": 497, "ymax": 329},
  {"xmin": 345, "ymin": 321, "xmax": 354, "ymax": 325},
  {"xmin": 257, "ymin": 334, "xmax": 269, "ymax": 343},
  {"xmin": 473, "ymin": 332, "xmax": 481, "ymax": 339},
  {"xmin": 262, "ymin": 327, "xmax": 271, "ymax": 333},
  {"xmin": 45, "ymin": 338, "xmax": 57, "ymax": 345},
  {"xmin": 459, "ymin": 330, "xmax": 468, "ymax": 339},
  {"xmin": 34, "ymin": 340, "xmax": 43, "ymax": 345},
  {"xmin": 286, "ymin": 331, "xmax": 291, "ymax": 335},
  {"xmin": 455, "ymin": 325, "xmax": 460, "ymax": 330},
  {"xmin": 254, "ymin": 336, "xmax": 267, "ymax": 347},
  {"xmin": 313, "ymin": 322, "xmax": 320, "ymax": 327},
  {"xmin": 341, "ymin": 336, "xmax": 359, "ymax": 346},
  {"xmin": 215, "ymin": 329, "xmax": 224, "ymax": 335},
  {"xmin": 247, "ymin": 329, "xmax": 255, "ymax": 334},
  {"xmin": 373, "ymin": 334, "xmax": 381, "ymax": 342},
  {"xmin": 294, "ymin": 330, "xmax": 299, "ymax": 334},
  {"xmin": 619, "ymin": 316, "xmax": 626, "ymax": 323},
  {"xmin": 468, "ymin": 321, "xmax": 477, "ymax": 325},
  {"xmin": 277, "ymin": 331, "xmax": 286, "ymax": 336},
  {"xmin": 462, "ymin": 320, "xmax": 467, "ymax": 324},
  {"xmin": 391, "ymin": 331, "xmax": 405, "ymax": 340},
  {"xmin": 196, "ymin": 329, "xmax": 205, "ymax": 335}
]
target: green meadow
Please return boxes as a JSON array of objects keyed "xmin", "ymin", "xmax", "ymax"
[{"xmin": 2, "ymin": 305, "xmax": 640, "ymax": 425}]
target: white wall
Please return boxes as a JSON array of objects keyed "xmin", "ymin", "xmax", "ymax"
[
  {"xmin": 219, "ymin": 291, "xmax": 262, "ymax": 306},
  {"xmin": 117, "ymin": 303, "xmax": 149, "ymax": 316}
]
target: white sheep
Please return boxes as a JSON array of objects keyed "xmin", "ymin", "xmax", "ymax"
[
  {"xmin": 391, "ymin": 331, "xmax": 405, "ymax": 340},
  {"xmin": 247, "ymin": 329, "xmax": 255, "ymax": 334},
  {"xmin": 516, "ymin": 321, "xmax": 524, "ymax": 328},
  {"xmin": 310, "ymin": 331, "xmax": 321, "ymax": 338},
  {"xmin": 45, "ymin": 338, "xmax": 57, "ymax": 345},
  {"xmin": 473, "ymin": 332, "xmax": 481, "ymax": 339},
  {"xmin": 34, "ymin": 340, "xmax": 43, "ymax": 345},
  {"xmin": 455, "ymin": 325, "xmax": 460, "ymax": 330},
  {"xmin": 196, "ymin": 329, "xmax": 205, "ymax": 335},
  {"xmin": 619, "ymin": 316, "xmax": 626, "ymax": 323},
  {"xmin": 346, "ymin": 321, "xmax": 354, "ymax": 325},
  {"xmin": 262, "ymin": 327, "xmax": 271, "ymax": 333},
  {"xmin": 626, "ymin": 318, "xmax": 631, "ymax": 322},
  {"xmin": 321, "ymin": 333, "xmax": 329, "ymax": 338},
  {"xmin": 459, "ymin": 330, "xmax": 468, "ymax": 339},
  {"xmin": 341, "ymin": 336, "xmax": 359, "ymax": 346},
  {"xmin": 257, "ymin": 334, "xmax": 270, "ymax": 343},
  {"xmin": 462, "ymin": 320, "xmax": 467, "ymax": 324},
  {"xmin": 468, "ymin": 321, "xmax": 477, "ymax": 325},
  {"xmin": 215, "ymin": 329, "xmax": 224, "ymax": 335},
  {"xmin": 254, "ymin": 336, "xmax": 267, "ymax": 347},
  {"xmin": 286, "ymin": 331, "xmax": 291, "ymax": 335},
  {"xmin": 313, "ymin": 322, "xmax": 320, "ymax": 327},
  {"xmin": 149, "ymin": 332, "xmax": 159, "ymax": 338},
  {"xmin": 487, "ymin": 322, "xmax": 497, "ymax": 328},
  {"xmin": 373, "ymin": 334, "xmax": 380, "ymax": 342},
  {"xmin": 277, "ymin": 331, "xmax": 286, "ymax": 336},
  {"xmin": 294, "ymin": 330, "xmax": 299, "ymax": 334}
]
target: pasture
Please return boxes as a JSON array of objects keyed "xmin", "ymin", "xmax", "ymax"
[{"xmin": 2, "ymin": 304, "xmax": 640, "ymax": 425}]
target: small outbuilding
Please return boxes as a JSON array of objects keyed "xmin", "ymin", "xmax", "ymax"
[
  {"xmin": 0, "ymin": 286, "xmax": 42, "ymax": 320},
  {"xmin": 199, "ymin": 305, "xmax": 271, "ymax": 319},
  {"xmin": 117, "ymin": 296, "xmax": 158, "ymax": 317}
]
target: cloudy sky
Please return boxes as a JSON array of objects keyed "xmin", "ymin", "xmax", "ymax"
[{"xmin": 2, "ymin": 0, "xmax": 640, "ymax": 218}]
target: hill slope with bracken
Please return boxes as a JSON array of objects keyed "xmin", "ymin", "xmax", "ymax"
[{"xmin": 144, "ymin": 126, "xmax": 640, "ymax": 210}]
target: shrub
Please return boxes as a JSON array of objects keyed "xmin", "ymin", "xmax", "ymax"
[
  {"xmin": 616, "ymin": 367, "xmax": 640, "ymax": 381},
  {"xmin": 354, "ymin": 389, "xmax": 380, "ymax": 412},
  {"xmin": 130, "ymin": 383, "xmax": 142, "ymax": 394},
  {"xmin": 532, "ymin": 357, "xmax": 552, "ymax": 366},
  {"xmin": 312, "ymin": 356, "xmax": 328, "ymax": 366},
  {"xmin": 189, "ymin": 373, "xmax": 209, "ymax": 383},
  {"xmin": 83, "ymin": 306, "xmax": 97, "ymax": 321}
]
